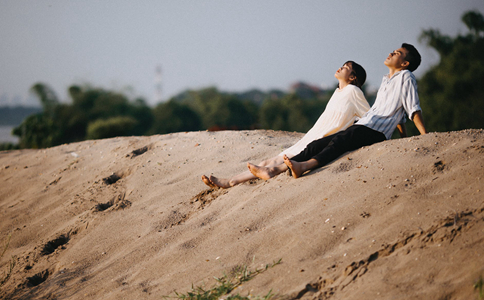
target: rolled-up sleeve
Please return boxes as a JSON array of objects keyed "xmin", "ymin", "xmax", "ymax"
[{"xmin": 402, "ymin": 75, "xmax": 421, "ymax": 120}]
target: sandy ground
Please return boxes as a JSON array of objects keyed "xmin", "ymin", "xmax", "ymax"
[{"xmin": 0, "ymin": 129, "xmax": 483, "ymax": 300}]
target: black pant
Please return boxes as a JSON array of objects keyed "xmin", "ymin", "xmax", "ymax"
[{"xmin": 291, "ymin": 125, "xmax": 386, "ymax": 168}]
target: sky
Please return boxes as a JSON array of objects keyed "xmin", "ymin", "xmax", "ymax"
[{"xmin": 1, "ymin": 0, "xmax": 483, "ymax": 107}]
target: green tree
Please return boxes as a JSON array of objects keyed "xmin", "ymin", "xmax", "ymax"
[
  {"xmin": 172, "ymin": 87, "xmax": 258, "ymax": 130},
  {"xmin": 12, "ymin": 113, "xmax": 58, "ymax": 148},
  {"xmin": 12, "ymin": 83, "xmax": 60, "ymax": 148},
  {"xmin": 66, "ymin": 86, "xmax": 153, "ymax": 141},
  {"xmin": 130, "ymin": 98, "xmax": 154, "ymax": 136},
  {"xmin": 150, "ymin": 100, "xmax": 201, "ymax": 134},
  {"xmin": 259, "ymin": 93, "xmax": 329, "ymax": 132},
  {"xmin": 203, "ymin": 96, "xmax": 257, "ymax": 130},
  {"xmin": 418, "ymin": 10, "xmax": 484, "ymax": 132},
  {"xmin": 14, "ymin": 83, "xmax": 153, "ymax": 148},
  {"xmin": 30, "ymin": 83, "xmax": 59, "ymax": 117}
]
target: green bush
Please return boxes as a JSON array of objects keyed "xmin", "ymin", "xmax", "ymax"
[
  {"xmin": 0, "ymin": 143, "xmax": 19, "ymax": 151},
  {"xmin": 86, "ymin": 116, "xmax": 138, "ymax": 140},
  {"xmin": 13, "ymin": 114, "xmax": 58, "ymax": 149}
]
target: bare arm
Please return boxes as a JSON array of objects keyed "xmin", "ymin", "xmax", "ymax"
[
  {"xmin": 396, "ymin": 123, "xmax": 407, "ymax": 138},
  {"xmin": 412, "ymin": 111, "xmax": 428, "ymax": 135}
]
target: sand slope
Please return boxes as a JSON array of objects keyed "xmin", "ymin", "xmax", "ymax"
[{"xmin": 0, "ymin": 129, "xmax": 483, "ymax": 300}]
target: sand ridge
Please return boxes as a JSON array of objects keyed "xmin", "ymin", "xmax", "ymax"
[{"xmin": 0, "ymin": 129, "xmax": 483, "ymax": 299}]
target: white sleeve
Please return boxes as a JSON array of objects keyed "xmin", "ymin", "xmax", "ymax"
[
  {"xmin": 402, "ymin": 74, "xmax": 421, "ymax": 120},
  {"xmin": 351, "ymin": 86, "xmax": 371, "ymax": 118}
]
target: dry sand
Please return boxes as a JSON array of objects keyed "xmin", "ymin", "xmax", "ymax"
[{"xmin": 0, "ymin": 129, "xmax": 483, "ymax": 300}]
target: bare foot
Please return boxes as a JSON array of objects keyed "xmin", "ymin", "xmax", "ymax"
[
  {"xmin": 201, "ymin": 175, "xmax": 216, "ymax": 188},
  {"xmin": 283, "ymin": 155, "xmax": 304, "ymax": 179},
  {"xmin": 247, "ymin": 162, "xmax": 274, "ymax": 180},
  {"xmin": 209, "ymin": 175, "xmax": 232, "ymax": 189}
]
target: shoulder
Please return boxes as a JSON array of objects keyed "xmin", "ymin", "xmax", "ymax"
[
  {"xmin": 345, "ymin": 84, "xmax": 360, "ymax": 91},
  {"xmin": 345, "ymin": 84, "xmax": 364, "ymax": 96},
  {"xmin": 344, "ymin": 85, "xmax": 368, "ymax": 108},
  {"xmin": 400, "ymin": 70, "xmax": 417, "ymax": 83},
  {"xmin": 350, "ymin": 85, "xmax": 366, "ymax": 102}
]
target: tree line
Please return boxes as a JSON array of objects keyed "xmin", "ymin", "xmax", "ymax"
[
  {"xmin": 3, "ymin": 9, "xmax": 483, "ymax": 150},
  {"xmin": 7, "ymin": 82, "xmax": 336, "ymax": 149}
]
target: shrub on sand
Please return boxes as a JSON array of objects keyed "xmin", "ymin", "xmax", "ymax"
[
  {"xmin": 167, "ymin": 259, "xmax": 282, "ymax": 300},
  {"xmin": 0, "ymin": 233, "xmax": 16, "ymax": 289}
]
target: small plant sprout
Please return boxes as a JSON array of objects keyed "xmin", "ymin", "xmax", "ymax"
[
  {"xmin": 475, "ymin": 275, "xmax": 484, "ymax": 300},
  {"xmin": 1, "ymin": 233, "xmax": 16, "ymax": 289},
  {"xmin": 166, "ymin": 258, "xmax": 282, "ymax": 300}
]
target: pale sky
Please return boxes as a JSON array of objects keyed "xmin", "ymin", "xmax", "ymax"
[{"xmin": 1, "ymin": 0, "xmax": 483, "ymax": 107}]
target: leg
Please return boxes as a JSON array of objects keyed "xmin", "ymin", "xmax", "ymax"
[
  {"xmin": 202, "ymin": 155, "xmax": 285, "ymax": 188},
  {"xmin": 209, "ymin": 172, "xmax": 254, "ymax": 188},
  {"xmin": 285, "ymin": 125, "xmax": 385, "ymax": 178},
  {"xmin": 247, "ymin": 161, "xmax": 288, "ymax": 180},
  {"xmin": 279, "ymin": 132, "xmax": 340, "ymax": 179},
  {"xmin": 283, "ymin": 155, "xmax": 319, "ymax": 178},
  {"xmin": 290, "ymin": 133, "xmax": 338, "ymax": 163},
  {"xmin": 201, "ymin": 175, "xmax": 216, "ymax": 188},
  {"xmin": 245, "ymin": 135, "xmax": 336, "ymax": 181},
  {"xmin": 311, "ymin": 125, "xmax": 385, "ymax": 167}
]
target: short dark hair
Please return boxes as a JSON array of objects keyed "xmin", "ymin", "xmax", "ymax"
[
  {"xmin": 345, "ymin": 60, "xmax": 367, "ymax": 88},
  {"xmin": 401, "ymin": 43, "xmax": 421, "ymax": 72}
]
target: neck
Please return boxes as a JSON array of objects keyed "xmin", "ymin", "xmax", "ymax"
[
  {"xmin": 338, "ymin": 80, "xmax": 350, "ymax": 90},
  {"xmin": 388, "ymin": 67, "xmax": 405, "ymax": 78}
]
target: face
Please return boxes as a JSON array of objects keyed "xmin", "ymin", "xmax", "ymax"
[
  {"xmin": 384, "ymin": 47, "xmax": 409, "ymax": 70},
  {"xmin": 334, "ymin": 63, "xmax": 355, "ymax": 83}
]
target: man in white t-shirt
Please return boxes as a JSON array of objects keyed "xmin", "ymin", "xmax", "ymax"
[{"xmin": 249, "ymin": 43, "xmax": 428, "ymax": 180}]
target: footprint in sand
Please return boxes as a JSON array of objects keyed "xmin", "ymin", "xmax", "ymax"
[
  {"xmin": 102, "ymin": 168, "xmax": 132, "ymax": 185},
  {"xmin": 102, "ymin": 173, "xmax": 121, "ymax": 185},
  {"xmin": 190, "ymin": 188, "xmax": 228, "ymax": 210},
  {"xmin": 93, "ymin": 192, "xmax": 131, "ymax": 212},
  {"xmin": 126, "ymin": 145, "xmax": 151, "ymax": 159},
  {"xmin": 41, "ymin": 234, "xmax": 70, "ymax": 256},
  {"xmin": 332, "ymin": 161, "xmax": 355, "ymax": 173},
  {"xmin": 26, "ymin": 269, "xmax": 50, "ymax": 287},
  {"xmin": 432, "ymin": 160, "xmax": 446, "ymax": 173}
]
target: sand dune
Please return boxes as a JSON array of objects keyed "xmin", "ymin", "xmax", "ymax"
[{"xmin": 1, "ymin": 129, "xmax": 483, "ymax": 299}]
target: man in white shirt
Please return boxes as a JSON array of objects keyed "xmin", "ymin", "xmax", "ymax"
[{"xmin": 249, "ymin": 43, "xmax": 428, "ymax": 180}]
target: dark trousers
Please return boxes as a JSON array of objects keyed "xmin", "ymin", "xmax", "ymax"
[{"xmin": 291, "ymin": 125, "xmax": 386, "ymax": 168}]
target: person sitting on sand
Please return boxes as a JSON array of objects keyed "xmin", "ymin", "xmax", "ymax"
[
  {"xmin": 249, "ymin": 43, "xmax": 428, "ymax": 181},
  {"xmin": 202, "ymin": 61, "xmax": 370, "ymax": 188}
]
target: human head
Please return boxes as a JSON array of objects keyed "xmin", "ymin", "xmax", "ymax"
[
  {"xmin": 401, "ymin": 43, "xmax": 421, "ymax": 72},
  {"xmin": 343, "ymin": 61, "xmax": 366, "ymax": 88}
]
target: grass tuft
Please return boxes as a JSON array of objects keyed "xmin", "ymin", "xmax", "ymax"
[
  {"xmin": 475, "ymin": 275, "xmax": 484, "ymax": 300},
  {"xmin": 0, "ymin": 233, "xmax": 16, "ymax": 289},
  {"xmin": 166, "ymin": 258, "xmax": 282, "ymax": 300}
]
